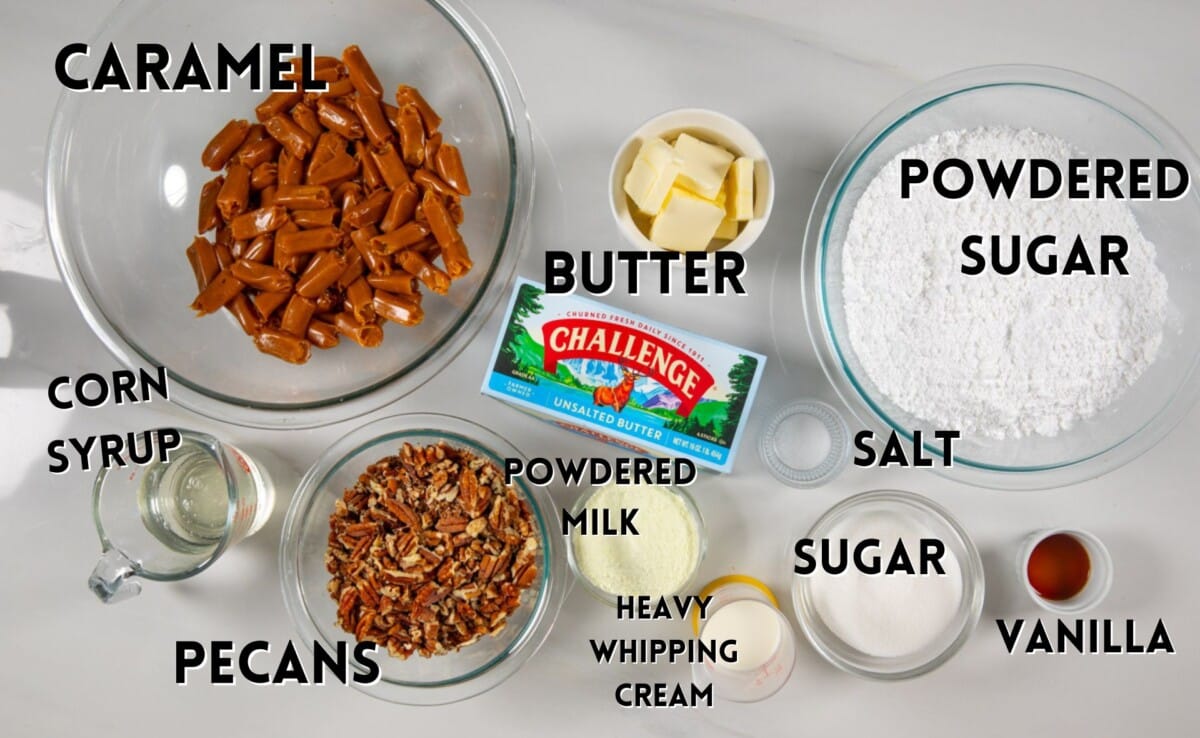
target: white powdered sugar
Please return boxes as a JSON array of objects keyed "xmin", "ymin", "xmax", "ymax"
[{"xmin": 842, "ymin": 127, "xmax": 1168, "ymax": 439}]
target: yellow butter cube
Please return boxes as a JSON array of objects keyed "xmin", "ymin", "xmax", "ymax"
[
  {"xmin": 649, "ymin": 186, "xmax": 725, "ymax": 252},
  {"xmin": 714, "ymin": 215, "xmax": 739, "ymax": 240},
  {"xmin": 728, "ymin": 157, "xmax": 754, "ymax": 221},
  {"xmin": 673, "ymin": 133, "xmax": 734, "ymax": 201},
  {"xmin": 623, "ymin": 137, "xmax": 680, "ymax": 215}
]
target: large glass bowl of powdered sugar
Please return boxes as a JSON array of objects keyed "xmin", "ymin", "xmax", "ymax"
[{"xmin": 788, "ymin": 65, "xmax": 1200, "ymax": 489}]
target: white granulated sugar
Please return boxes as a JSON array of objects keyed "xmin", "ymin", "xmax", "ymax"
[
  {"xmin": 809, "ymin": 510, "xmax": 963, "ymax": 658},
  {"xmin": 842, "ymin": 127, "xmax": 1168, "ymax": 439}
]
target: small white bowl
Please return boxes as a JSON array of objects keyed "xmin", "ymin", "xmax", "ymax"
[
  {"xmin": 1018, "ymin": 529, "xmax": 1113, "ymax": 614},
  {"xmin": 609, "ymin": 108, "xmax": 774, "ymax": 255}
]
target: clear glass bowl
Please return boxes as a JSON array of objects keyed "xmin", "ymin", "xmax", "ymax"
[
  {"xmin": 565, "ymin": 483, "xmax": 706, "ymax": 607},
  {"xmin": 279, "ymin": 413, "xmax": 567, "ymax": 704},
  {"xmin": 46, "ymin": 0, "xmax": 532, "ymax": 428},
  {"xmin": 791, "ymin": 489, "xmax": 984, "ymax": 680},
  {"xmin": 782, "ymin": 65, "xmax": 1200, "ymax": 489}
]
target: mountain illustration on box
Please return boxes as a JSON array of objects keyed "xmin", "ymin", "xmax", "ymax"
[
  {"xmin": 492, "ymin": 283, "xmax": 759, "ymax": 447},
  {"xmin": 560, "ymin": 359, "xmax": 682, "ymax": 410}
]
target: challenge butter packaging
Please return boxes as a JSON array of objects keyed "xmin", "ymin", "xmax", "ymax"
[{"xmin": 481, "ymin": 278, "xmax": 766, "ymax": 473}]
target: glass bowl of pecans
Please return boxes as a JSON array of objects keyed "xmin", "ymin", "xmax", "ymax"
[
  {"xmin": 280, "ymin": 413, "xmax": 567, "ymax": 704},
  {"xmin": 46, "ymin": 0, "xmax": 532, "ymax": 428}
]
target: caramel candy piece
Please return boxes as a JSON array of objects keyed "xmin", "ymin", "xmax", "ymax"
[
  {"xmin": 186, "ymin": 236, "xmax": 220, "ymax": 291},
  {"xmin": 191, "ymin": 270, "xmax": 246, "ymax": 315},
  {"xmin": 254, "ymin": 327, "xmax": 311, "ymax": 364},
  {"xmin": 317, "ymin": 98, "xmax": 364, "ymax": 140},
  {"xmin": 243, "ymin": 234, "xmax": 274, "ymax": 263},
  {"xmin": 308, "ymin": 131, "xmax": 345, "ymax": 172},
  {"xmin": 235, "ymin": 136, "xmax": 281, "ymax": 169},
  {"xmin": 280, "ymin": 294, "xmax": 317, "ymax": 337},
  {"xmin": 278, "ymin": 150, "xmax": 304, "ymax": 186},
  {"xmin": 433, "ymin": 144, "xmax": 471, "ymax": 196},
  {"xmin": 358, "ymin": 141, "xmax": 384, "ymax": 190},
  {"xmin": 332, "ymin": 311, "xmax": 383, "ymax": 347},
  {"xmin": 265, "ymin": 114, "xmax": 315, "ymax": 160},
  {"xmin": 285, "ymin": 55, "xmax": 341, "ymax": 85},
  {"xmin": 197, "ymin": 175, "xmax": 224, "ymax": 233},
  {"xmin": 291, "ymin": 102, "xmax": 323, "ymax": 138},
  {"xmin": 275, "ymin": 184, "xmax": 332, "ymax": 209},
  {"xmin": 226, "ymin": 293, "xmax": 260, "ymax": 336},
  {"xmin": 342, "ymin": 45, "xmax": 383, "ymax": 98},
  {"xmin": 379, "ymin": 182, "xmax": 420, "ymax": 233},
  {"xmin": 296, "ymin": 250, "xmax": 347, "ymax": 298},
  {"xmin": 217, "ymin": 165, "xmax": 251, "ymax": 221},
  {"xmin": 371, "ymin": 221, "xmax": 429, "ymax": 255},
  {"xmin": 201, "ymin": 119, "xmax": 250, "ymax": 171},
  {"xmin": 250, "ymin": 162, "xmax": 277, "ymax": 190},
  {"xmin": 231, "ymin": 123, "xmax": 266, "ymax": 158},
  {"xmin": 366, "ymin": 271, "xmax": 418, "ymax": 297},
  {"xmin": 337, "ymin": 247, "xmax": 365, "ymax": 288},
  {"xmin": 334, "ymin": 181, "xmax": 364, "ymax": 214},
  {"xmin": 351, "ymin": 93, "xmax": 392, "ymax": 147},
  {"xmin": 398, "ymin": 249, "xmax": 450, "ymax": 295},
  {"xmin": 307, "ymin": 151, "xmax": 358, "ymax": 187},
  {"xmin": 413, "ymin": 168, "xmax": 456, "ymax": 199},
  {"xmin": 292, "ymin": 208, "xmax": 338, "ymax": 228},
  {"xmin": 321, "ymin": 77, "xmax": 355, "ymax": 99},
  {"xmin": 369, "ymin": 142, "xmax": 410, "ymax": 190},
  {"xmin": 307, "ymin": 319, "xmax": 340, "ymax": 349},
  {"xmin": 255, "ymin": 91, "xmax": 303, "ymax": 122},
  {"xmin": 374, "ymin": 290, "xmax": 424, "ymax": 327},
  {"xmin": 343, "ymin": 189, "xmax": 391, "ymax": 228},
  {"xmin": 351, "ymin": 225, "xmax": 390, "ymax": 274},
  {"xmin": 344, "ymin": 277, "xmax": 375, "ymax": 323},
  {"xmin": 424, "ymin": 131, "xmax": 442, "ymax": 165},
  {"xmin": 230, "ymin": 259, "xmax": 293, "ymax": 292},
  {"xmin": 277, "ymin": 227, "xmax": 341, "ymax": 256},
  {"xmin": 396, "ymin": 104, "xmax": 425, "ymax": 168},
  {"xmin": 253, "ymin": 290, "xmax": 290, "ymax": 321},
  {"xmin": 396, "ymin": 85, "xmax": 441, "ymax": 133},
  {"xmin": 229, "ymin": 205, "xmax": 288, "ymax": 240},
  {"xmin": 422, "ymin": 190, "xmax": 471, "ymax": 279},
  {"xmin": 214, "ymin": 241, "xmax": 235, "ymax": 269},
  {"xmin": 314, "ymin": 291, "xmax": 336, "ymax": 313}
]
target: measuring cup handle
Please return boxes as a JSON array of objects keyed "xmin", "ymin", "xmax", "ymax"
[{"xmin": 88, "ymin": 549, "xmax": 142, "ymax": 604}]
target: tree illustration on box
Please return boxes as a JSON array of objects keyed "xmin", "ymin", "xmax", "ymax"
[
  {"xmin": 720, "ymin": 354, "xmax": 758, "ymax": 445},
  {"xmin": 662, "ymin": 354, "xmax": 756, "ymax": 445},
  {"xmin": 496, "ymin": 283, "xmax": 545, "ymax": 378}
]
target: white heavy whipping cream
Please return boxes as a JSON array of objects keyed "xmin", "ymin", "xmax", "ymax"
[
  {"xmin": 700, "ymin": 599, "xmax": 782, "ymax": 671},
  {"xmin": 842, "ymin": 127, "xmax": 1168, "ymax": 439}
]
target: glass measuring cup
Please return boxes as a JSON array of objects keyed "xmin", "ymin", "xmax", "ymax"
[
  {"xmin": 691, "ymin": 575, "xmax": 797, "ymax": 702},
  {"xmin": 89, "ymin": 429, "xmax": 278, "ymax": 603}
]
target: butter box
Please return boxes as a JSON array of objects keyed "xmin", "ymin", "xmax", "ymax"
[{"xmin": 481, "ymin": 279, "xmax": 766, "ymax": 473}]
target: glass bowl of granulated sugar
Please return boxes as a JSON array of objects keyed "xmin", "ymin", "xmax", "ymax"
[{"xmin": 797, "ymin": 65, "xmax": 1200, "ymax": 490}]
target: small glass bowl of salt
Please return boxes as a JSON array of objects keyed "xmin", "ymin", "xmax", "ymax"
[{"xmin": 791, "ymin": 489, "xmax": 985, "ymax": 679}]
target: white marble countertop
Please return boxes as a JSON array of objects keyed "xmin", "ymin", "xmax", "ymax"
[{"xmin": 3, "ymin": 0, "xmax": 1198, "ymax": 735}]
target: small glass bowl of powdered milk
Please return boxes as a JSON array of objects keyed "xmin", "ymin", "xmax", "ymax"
[
  {"xmin": 567, "ymin": 483, "xmax": 706, "ymax": 606},
  {"xmin": 792, "ymin": 489, "xmax": 984, "ymax": 679}
]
